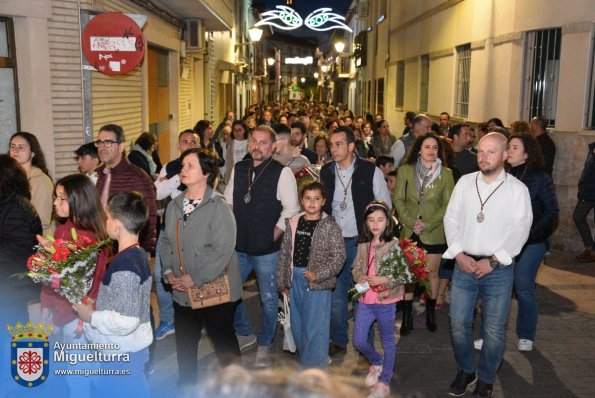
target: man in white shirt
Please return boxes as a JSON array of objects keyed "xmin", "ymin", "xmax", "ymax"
[
  {"xmin": 443, "ymin": 133, "xmax": 532, "ymax": 397},
  {"xmin": 224, "ymin": 125, "xmax": 300, "ymax": 367}
]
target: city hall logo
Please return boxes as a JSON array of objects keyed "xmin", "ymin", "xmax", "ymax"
[{"xmin": 7, "ymin": 321, "xmax": 53, "ymax": 387}]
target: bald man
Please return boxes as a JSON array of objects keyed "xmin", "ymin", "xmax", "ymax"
[{"xmin": 442, "ymin": 133, "xmax": 533, "ymax": 397}]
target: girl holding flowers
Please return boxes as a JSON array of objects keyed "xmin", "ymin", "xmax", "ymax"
[{"xmin": 351, "ymin": 201, "xmax": 404, "ymax": 398}]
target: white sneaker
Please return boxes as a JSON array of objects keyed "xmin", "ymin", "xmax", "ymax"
[
  {"xmin": 237, "ymin": 334, "xmax": 257, "ymax": 352},
  {"xmin": 518, "ymin": 339, "xmax": 533, "ymax": 351},
  {"xmin": 474, "ymin": 338, "xmax": 483, "ymax": 350},
  {"xmin": 364, "ymin": 365, "xmax": 383, "ymax": 387},
  {"xmin": 254, "ymin": 345, "xmax": 272, "ymax": 367}
]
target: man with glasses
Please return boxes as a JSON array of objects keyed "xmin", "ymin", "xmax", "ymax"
[
  {"xmin": 94, "ymin": 123, "xmax": 157, "ymax": 255},
  {"xmin": 151, "ymin": 129, "xmax": 200, "ymax": 342},
  {"xmin": 224, "ymin": 125, "xmax": 300, "ymax": 367}
]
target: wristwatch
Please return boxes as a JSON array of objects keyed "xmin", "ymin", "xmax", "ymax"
[{"xmin": 489, "ymin": 256, "xmax": 501, "ymax": 269}]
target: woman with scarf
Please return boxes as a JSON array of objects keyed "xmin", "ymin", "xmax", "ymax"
[
  {"xmin": 129, "ymin": 132, "xmax": 159, "ymax": 180},
  {"xmin": 394, "ymin": 133, "xmax": 454, "ymax": 334}
]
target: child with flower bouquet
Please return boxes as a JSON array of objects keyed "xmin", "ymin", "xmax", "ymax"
[
  {"xmin": 350, "ymin": 201, "xmax": 406, "ymax": 398},
  {"xmin": 28, "ymin": 174, "xmax": 109, "ymax": 397},
  {"xmin": 37, "ymin": 175, "xmax": 110, "ymax": 341}
]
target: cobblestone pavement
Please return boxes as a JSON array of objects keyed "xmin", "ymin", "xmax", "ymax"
[{"xmin": 149, "ymin": 251, "xmax": 595, "ymax": 397}]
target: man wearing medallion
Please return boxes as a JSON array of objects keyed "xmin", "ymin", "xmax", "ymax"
[
  {"xmin": 320, "ymin": 126, "xmax": 392, "ymax": 356},
  {"xmin": 224, "ymin": 125, "xmax": 300, "ymax": 367},
  {"xmin": 442, "ymin": 133, "xmax": 532, "ymax": 398}
]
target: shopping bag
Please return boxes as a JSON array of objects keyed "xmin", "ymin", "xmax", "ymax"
[{"xmin": 279, "ymin": 294, "xmax": 296, "ymax": 353}]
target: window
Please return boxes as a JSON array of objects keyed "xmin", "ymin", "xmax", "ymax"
[
  {"xmin": 377, "ymin": 78, "xmax": 384, "ymax": 114},
  {"xmin": 419, "ymin": 54, "xmax": 430, "ymax": 112},
  {"xmin": 454, "ymin": 44, "xmax": 471, "ymax": 117},
  {"xmin": 395, "ymin": 60, "xmax": 404, "ymax": 109},
  {"xmin": 0, "ymin": 17, "xmax": 19, "ymax": 153},
  {"xmin": 522, "ymin": 28, "xmax": 561, "ymax": 126}
]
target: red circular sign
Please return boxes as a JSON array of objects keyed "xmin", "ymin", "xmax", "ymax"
[{"xmin": 82, "ymin": 12, "xmax": 145, "ymax": 75}]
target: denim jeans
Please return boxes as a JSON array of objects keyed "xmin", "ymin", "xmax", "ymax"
[
  {"xmin": 353, "ymin": 302, "xmax": 396, "ymax": 385},
  {"xmin": 330, "ymin": 239, "xmax": 357, "ymax": 347},
  {"xmin": 94, "ymin": 348, "xmax": 150, "ymax": 398},
  {"xmin": 450, "ymin": 263, "xmax": 514, "ymax": 384},
  {"xmin": 290, "ymin": 270, "xmax": 332, "ymax": 369},
  {"xmin": 233, "ymin": 251, "xmax": 279, "ymax": 346},
  {"xmin": 514, "ymin": 243, "xmax": 546, "ymax": 341},
  {"xmin": 155, "ymin": 231, "xmax": 174, "ymax": 323}
]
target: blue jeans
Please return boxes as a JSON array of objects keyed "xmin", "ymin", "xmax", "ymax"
[
  {"xmin": 233, "ymin": 251, "xmax": 279, "ymax": 346},
  {"xmin": 514, "ymin": 243, "xmax": 546, "ymax": 341},
  {"xmin": 450, "ymin": 263, "xmax": 514, "ymax": 384},
  {"xmin": 94, "ymin": 348, "xmax": 150, "ymax": 398},
  {"xmin": 353, "ymin": 302, "xmax": 396, "ymax": 385},
  {"xmin": 155, "ymin": 231, "xmax": 174, "ymax": 323},
  {"xmin": 330, "ymin": 239, "xmax": 357, "ymax": 347},
  {"xmin": 290, "ymin": 270, "xmax": 332, "ymax": 369}
]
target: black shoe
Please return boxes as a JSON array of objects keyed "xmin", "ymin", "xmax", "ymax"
[
  {"xmin": 426, "ymin": 299, "xmax": 437, "ymax": 332},
  {"xmin": 472, "ymin": 381, "xmax": 493, "ymax": 397},
  {"xmin": 449, "ymin": 370, "xmax": 477, "ymax": 396},
  {"xmin": 328, "ymin": 341, "xmax": 346, "ymax": 356},
  {"xmin": 400, "ymin": 300, "xmax": 413, "ymax": 336}
]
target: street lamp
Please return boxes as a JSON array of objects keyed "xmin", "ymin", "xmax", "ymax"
[
  {"xmin": 248, "ymin": 27, "xmax": 263, "ymax": 42},
  {"xmin": 313, "ymin": 72, "xmax": 319, "ymax": 79},
  {"xmin": 267, "ymin": 57, "xmax": 275, "ymax": 66},
  {"xmin": 321, "ymin": 65, "xmax": 328, "ymax": 73},
  {"xmin": 300, "ymin": 77, "xmax": 306, "ymax": 83},
  {"xmin": 334, "ymin": 41, "xmax": 345, "ymax": 53}
]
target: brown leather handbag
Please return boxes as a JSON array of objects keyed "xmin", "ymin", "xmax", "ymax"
[{"xmin": 176, "ymin": 219, "xmax": 231, "ymax": 309}]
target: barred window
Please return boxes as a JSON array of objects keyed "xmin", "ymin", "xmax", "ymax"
[
  {"xmin": 454, "ymin": 44, "xmax": 471, "ymax": 117},
  {"xmin": 419, "ymin": 54, "xmax": 429, "ymax": 112},
  {"xmin": 587, "ymin": 28, "xmax": 595, "ymax": 128},
  {"xmin": 395, "ymin": 60, "xmax": 405, "ymax": 109},
  {"xmin": 522, "ymin": 28, "xmax": 561, "ymax": 126},
  {"xmin": 377, "ymin": 78, "xmax": 384, "ymax": 114},
  {"xmin": 0, "ymin": 17, "xmax": 19, "ymax": 153}
]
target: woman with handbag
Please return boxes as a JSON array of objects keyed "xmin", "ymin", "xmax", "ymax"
[
  {"xmin": 394, "ymin": 133, "xmax": 455, "ymax": 334},
  {"xmin": 160, "ymin": 148, "xmax": 242, "ymax": 389}
]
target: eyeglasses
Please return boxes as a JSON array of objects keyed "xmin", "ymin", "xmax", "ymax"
[
  {"xmin": 94, "ymin": 140, "xmax": 119, "ymax": 148},
  {"xmin": 52, "ymin": 195, "xmax": 67, "ymax": 203},
  {"xmin": 10, "ymin": 144, "xmax": 30, "ymax": 152}
]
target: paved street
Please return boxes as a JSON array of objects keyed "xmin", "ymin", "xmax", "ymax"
[{"xmin": 149, "ymin": 252, "xmax": 595, "ymax": 397}]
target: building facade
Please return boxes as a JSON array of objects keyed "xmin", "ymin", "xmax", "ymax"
[{"xmin": 348, "ymin": 0, "xmax": 595, "ymax": 251}]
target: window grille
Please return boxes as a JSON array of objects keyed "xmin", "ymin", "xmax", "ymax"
[
  {"xmin": 455, "ymin": 44, "xmax": 471, "ymax": 117},
  {"xmin": 522, "ymin": 28, "xmax": 561, "ymax": 126},
  {"xmin": 419, "ymin": 54, "xmax": 429, "ymax": 112},
  {"xmin": 396, "ymin": 61, "xmax": 404, "ymax": 109}
]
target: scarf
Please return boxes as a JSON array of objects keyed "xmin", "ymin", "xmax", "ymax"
[{"xmin": 414, "ymin": 157, "xmax": 442, "ymax": 199}]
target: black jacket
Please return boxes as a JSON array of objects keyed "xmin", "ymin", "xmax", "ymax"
[{"xmin": 578, "ymin": 142, "xmax": 595, "ymax": 202}]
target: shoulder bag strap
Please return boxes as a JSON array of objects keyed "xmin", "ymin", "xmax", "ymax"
[{"xmin": 176, "ymin": 218, "xmax": 184, "ymax": 274}]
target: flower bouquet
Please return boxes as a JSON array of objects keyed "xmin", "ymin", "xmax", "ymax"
[
  {"xmin": 349, "ymin": 238, "xmax": 430, "ymax": 301},
  {"xmin": 19, "ymin": 228, "xmax": 109, "ymax": 305},
  {"xmin": 294, "ymin": 165, "xmax": 320, "ymax": 195}
]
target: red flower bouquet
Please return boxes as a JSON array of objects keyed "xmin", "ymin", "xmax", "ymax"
[
  {"xmin": 20, "ymin": 228, "xmax": 109, "ymax": 304},
  {"xmin": 349, "ymin": 238, "xmax": 430, "ymax": 301}
]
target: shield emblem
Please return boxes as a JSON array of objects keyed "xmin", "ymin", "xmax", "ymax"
[{"xmin": 11, "ymin": 341, "xmax": 50, "ymax": 387}]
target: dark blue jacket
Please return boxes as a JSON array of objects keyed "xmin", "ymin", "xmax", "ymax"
[
  {"xmin": 577, "ymin": 142, "xmax": 595, "ymax": 202},
  {"xmin": 510, "ymin": 165, "xmax": 559, "ymax": 244}
]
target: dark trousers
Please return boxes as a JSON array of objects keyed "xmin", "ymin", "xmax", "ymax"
[
  {"xmin": 174, "ymin": 300, "xmax": 241, "ymax": 385},
  {"xmin": 573, "ymin": 200, "xmax": 595, "ymax": 248}
]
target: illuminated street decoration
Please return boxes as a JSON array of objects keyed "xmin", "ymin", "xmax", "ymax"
[
  {"xmin": 304, "ymin": 8, "xmax": 352, "ymax": 32},
  {"xmin": 254, "ymin": 6, "xmax": 352, "ymax": 33},
  {"xmin": 285, "ymin": 56, "xmax": 314, "ymax": 65},
  {"xmin": 254, "ymin": 6, "xmax": 302, "ymax": 31}
]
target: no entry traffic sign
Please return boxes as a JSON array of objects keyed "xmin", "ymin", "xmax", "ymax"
[{"xmin": 82, "ymin": 12, "xmax": 145, "ymax": 75}]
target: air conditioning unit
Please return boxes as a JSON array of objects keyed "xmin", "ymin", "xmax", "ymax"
[{"xmin": 185, "ymin": 19, "xmax": 204, "ymax": 52}]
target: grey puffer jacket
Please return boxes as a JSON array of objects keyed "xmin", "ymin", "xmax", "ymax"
[
  {"xmin": 160, "ymin": 186, "xmax": 243, "ymax": 306},
  {"xmin": 276, "ymin": 212, "xmax": 346, "ymax": 291}
]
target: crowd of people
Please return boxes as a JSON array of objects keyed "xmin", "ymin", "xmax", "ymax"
[{"xmin": 0, "ymin": 99, "xmax": 593, "ymax": 398}]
